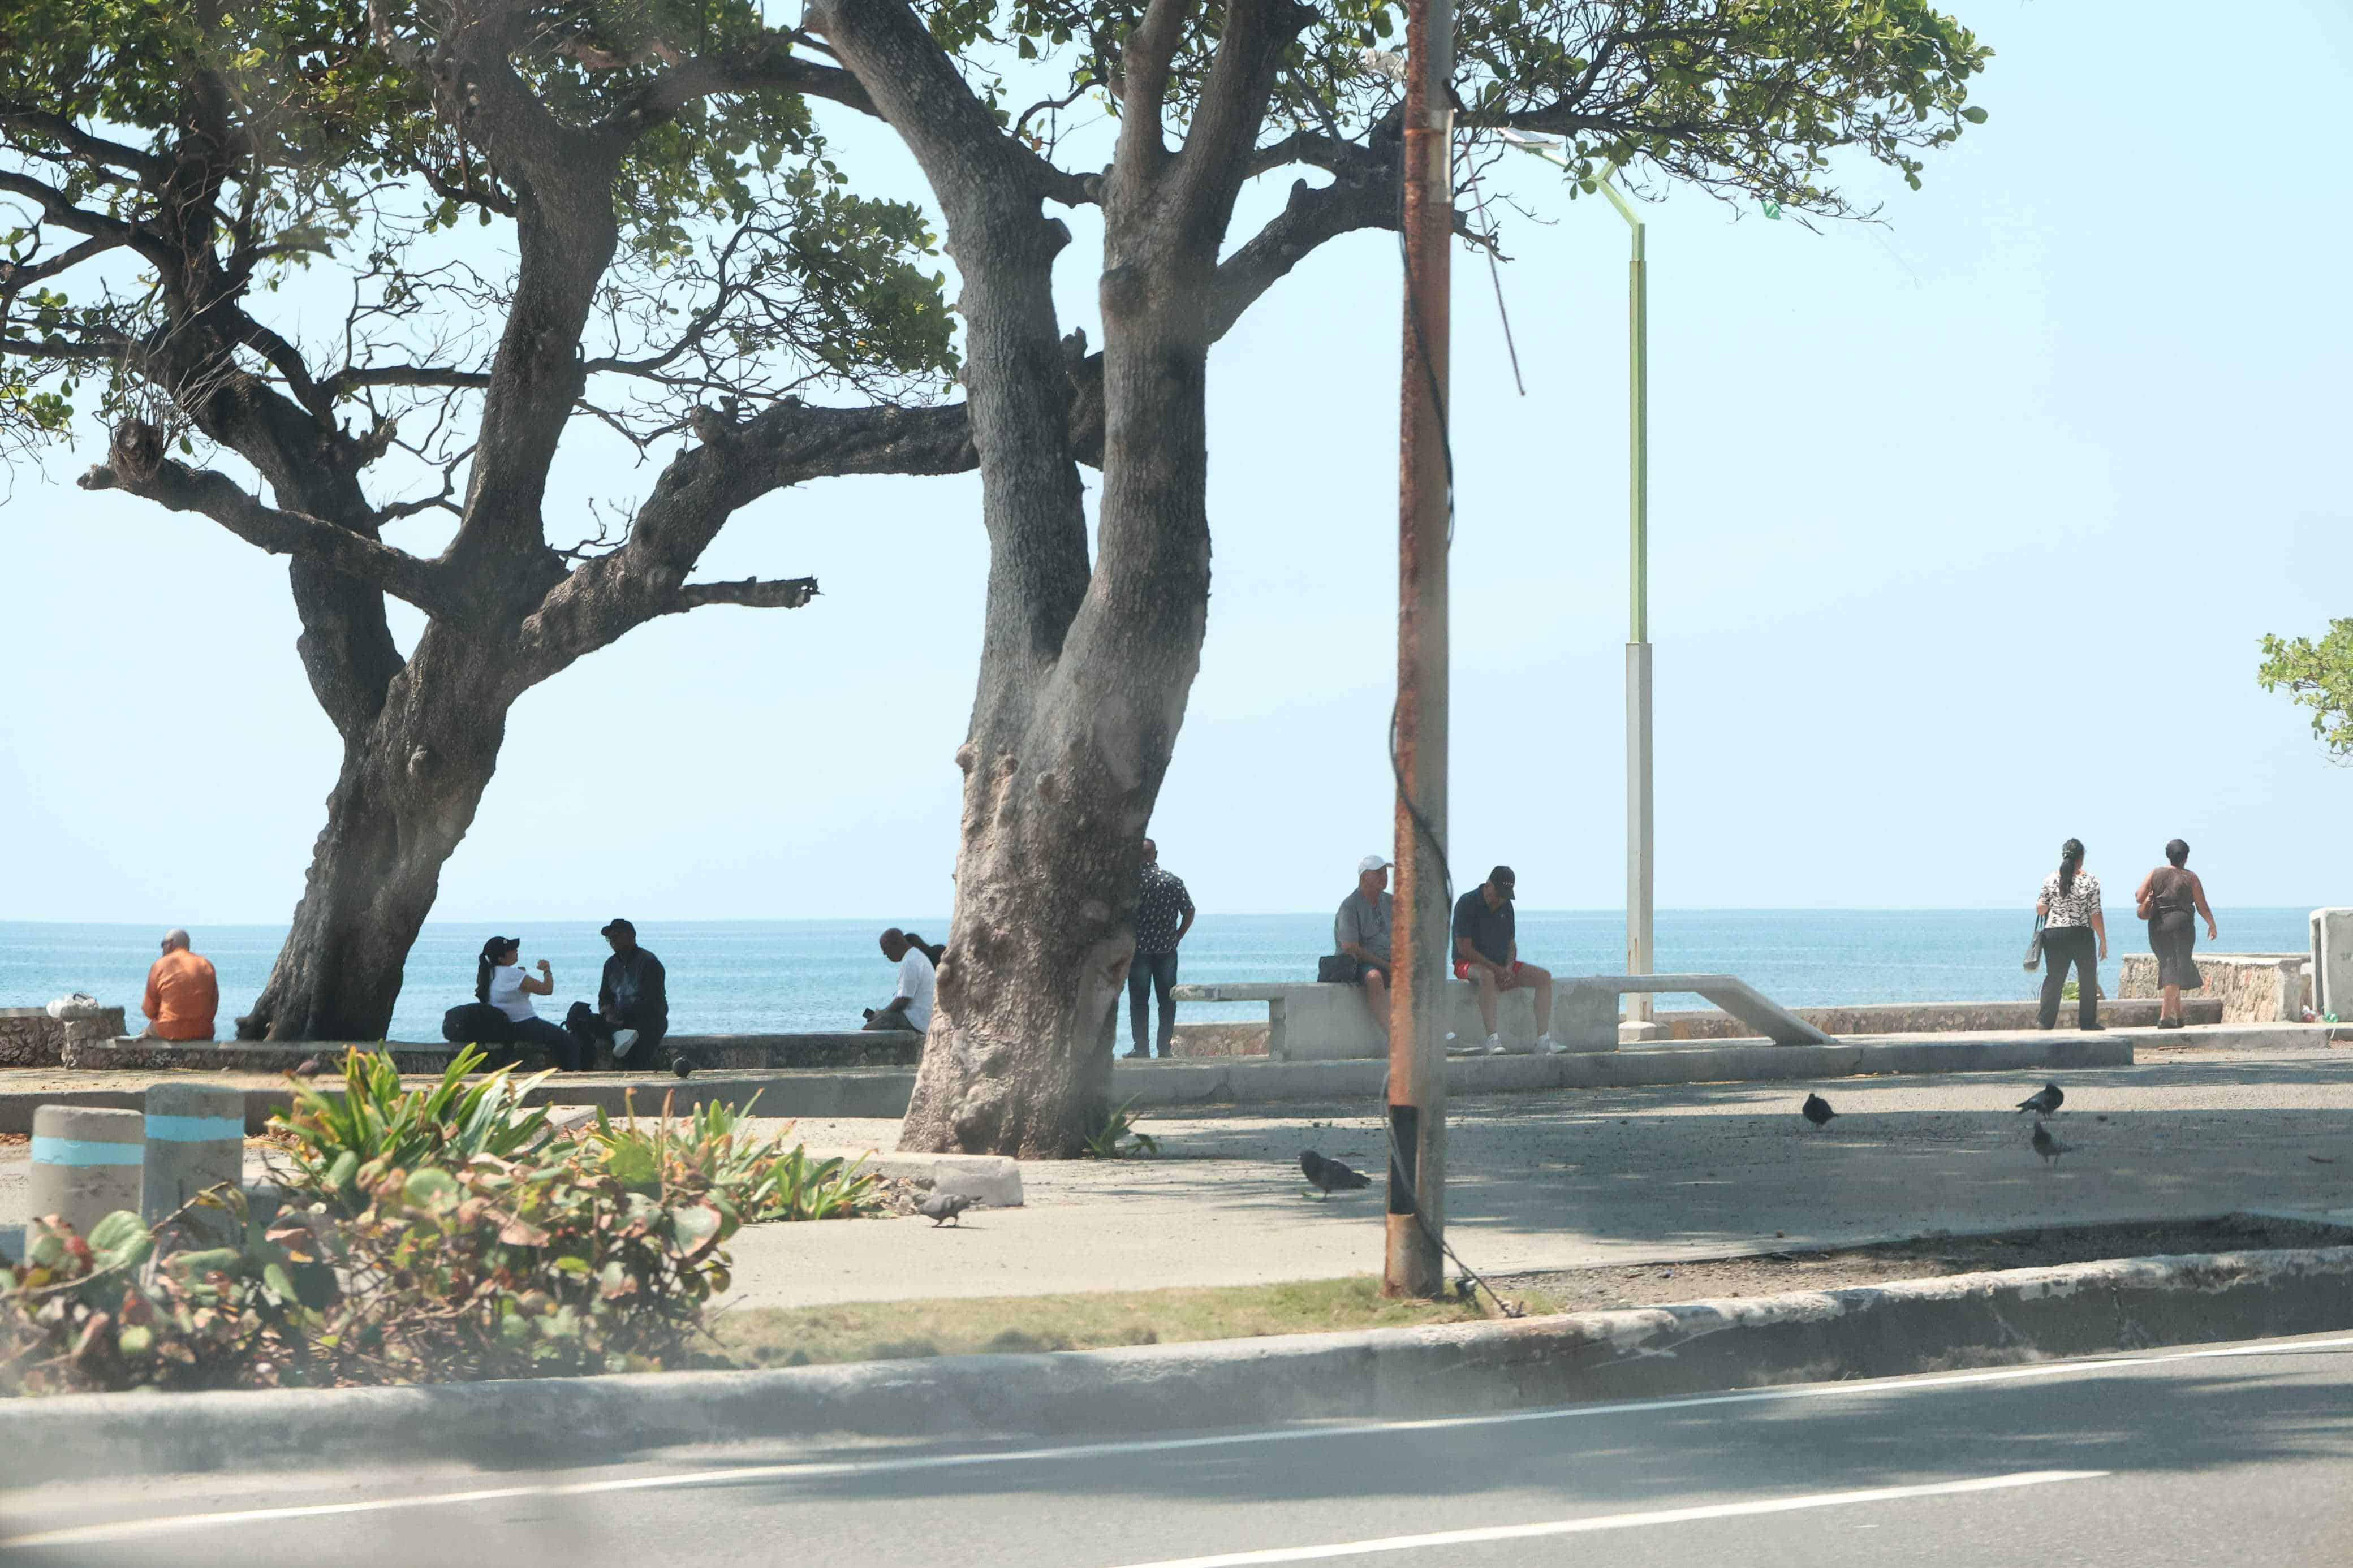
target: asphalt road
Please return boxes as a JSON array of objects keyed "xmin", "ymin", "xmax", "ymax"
[{"xmin": 5, "ymin": 1332, "xmax": 2351, "ymax": 1567}]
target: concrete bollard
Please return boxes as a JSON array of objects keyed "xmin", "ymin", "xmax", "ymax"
[
  {"xmin": 2313, "ymin": 910, "xmax": 2353, "ymax": 1021},
  {"xmin": 27, "ymin": 1105, "xmax": 144, "ymax": 1250},
  {"xmin": 143, "ymin": 1083, "xmax": 248, "ymax": 1237}
]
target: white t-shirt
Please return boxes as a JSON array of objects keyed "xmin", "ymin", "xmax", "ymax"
[
  {"xmin": 895, "ymin": 947, "xmax": 937, "ymax": 1033},
  {"xmin": 486, "ymin": 964, "xmax": 538, "ymax": 1022}
]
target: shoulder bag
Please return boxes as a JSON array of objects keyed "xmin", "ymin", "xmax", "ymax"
[{"xmin": 2023, "ymin": 914, "xmax": 2045, "ymax": 972}]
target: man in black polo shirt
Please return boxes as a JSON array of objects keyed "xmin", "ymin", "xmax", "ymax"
[{"xmin": 1450, "ymin": 866, "xmax": 1561, "ymax": 1056}]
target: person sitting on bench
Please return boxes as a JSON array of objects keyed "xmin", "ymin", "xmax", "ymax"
[
  {"xmin": 564, "ymin": 918, "xmax": 667, "ymax": 1068},
  {"xmin": 476, "ymin": 936, "xmax": 584, "ymax": 1070},
  {"xmin": 1331, "ymin": 854, "xmax": 1395, "ymax": 1038},
  {"xmin": 1451, "ymin": 866, "xmax": 1563, "ymax": 1056},
  {"xmin": 863, "ymin": 927, "xmax": 936, "ymax": 1034}
]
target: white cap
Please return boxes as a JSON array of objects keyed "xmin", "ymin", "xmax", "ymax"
[{"xmin": 1358, "ymin": 854, "xmax": 1391, "ymax": 874}]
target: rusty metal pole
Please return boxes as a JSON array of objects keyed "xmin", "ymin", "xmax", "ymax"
[{"xmin": 1385, "ymin": 0, "xmax": 1455, "ymax": 1301}]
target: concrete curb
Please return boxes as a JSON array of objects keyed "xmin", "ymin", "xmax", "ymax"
[{"xmin": 6, "ymin": 1240, "xmax": 2348, "ymax": 1481}]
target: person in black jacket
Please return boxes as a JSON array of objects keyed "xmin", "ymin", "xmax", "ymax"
[{"xmin": 563, "ymin": 918, "xmax": 669, "ymax": 1069}]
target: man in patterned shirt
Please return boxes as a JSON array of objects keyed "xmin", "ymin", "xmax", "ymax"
[{"xmin": 1127, "ymin": 837, "xmax": 1196, "ymax": 1059}]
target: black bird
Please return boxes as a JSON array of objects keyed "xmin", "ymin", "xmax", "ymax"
[
  {"xmin": 1800, "ymin": 1093, "xmax": 1837, "ymax": 1129},
  {"xmin": 1299, "ymin": 1150, "xmax": 1372, "ymax": 1196},
  {"xmin": 917, "ymin": 1193, "xmax": 979, "ymax": 1226},
  {"xmin": 2015, "ymin": 1082, "xmax": 2065, "ymax": 1117},
  {"xmin": 2032, "ymin": 1123, "xmax": 2075, "ymax": 1164},
  {"xmin": 672, "ymin": 1055, "xmax": 695, "ymax": 1081}
]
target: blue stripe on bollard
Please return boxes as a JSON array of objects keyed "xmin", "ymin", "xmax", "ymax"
[
  {"xmin": 144, "ymin": 1115, "xmax": 247, "ymax": 1143},
  {"xmin": 31, "ymin": 1137, "xmax": 146, "ymax": 1167}
]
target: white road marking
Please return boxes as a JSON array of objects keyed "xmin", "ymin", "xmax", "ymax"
[
  {"xmin": 5, "ymin": 1335, "xmax": 2345, "ymax": 1550},
  {"xmin": 1102, "ymin": 1471, "xmax": 2110, "ymax": 1567}
]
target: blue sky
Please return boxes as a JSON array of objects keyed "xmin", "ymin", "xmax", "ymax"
[{"xmin": 3, "ymin": 0, "xmax": 2350, "ymax": 925}]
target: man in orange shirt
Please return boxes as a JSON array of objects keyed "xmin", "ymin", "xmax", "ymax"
[{"xmin": 141, "ymin": 928, "xmax": 219, "ymax": 1042}]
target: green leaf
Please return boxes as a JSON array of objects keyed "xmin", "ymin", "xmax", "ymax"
[
  {"xmin": 404, "ymin": 1167, "xmax": 461, "ymax": 1211},
  {"xmin": 87, "ymin": 1211, "xmax": 153, "ymax": 1272},
  {"xmin": 1960, "ymin": 106, "xmax": 1989, "ymax": 123}
]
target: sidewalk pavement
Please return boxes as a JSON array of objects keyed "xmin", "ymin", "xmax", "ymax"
[
  {"xmin": 703, "ymin": 1042, "xmax": 2353, "ymax": 1310},
  {"xmin": 5, "ymin": 1043, "xmax": 2350, "ymax": 1307}
]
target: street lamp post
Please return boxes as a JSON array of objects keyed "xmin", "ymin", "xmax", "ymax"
[{"xmin": 1503, "ymin": 138, "xmax": 1656, "ymax": 1035}]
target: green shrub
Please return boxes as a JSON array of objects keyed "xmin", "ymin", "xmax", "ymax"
[
  {"xmin": 1083, "ymin": 1096, "xmax": 1160, "ymax": 1159},
  {"xmin": 2, "ymin": 1145, "xmax": 740, "ymax": 1396},
  {"xmin": 0, "ymin": 1198, "xmax": 322, "ymax": 1396},
  {"xmin": 575, "ymin": 1092, "xmax": 880, "ymax": 1222},
  {"xmin": 272, "ymin": 1046, "xmax": 554, "ymax": 1212}
]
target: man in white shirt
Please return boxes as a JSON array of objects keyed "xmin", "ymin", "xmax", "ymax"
[{"xmin": 867, "ymin": 928, "xmax": 937, "ymax": 1034}]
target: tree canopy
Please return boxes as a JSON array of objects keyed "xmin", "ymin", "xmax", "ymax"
[{"xmin": 2260, "ymin": 621, "xmax": 2353, "ymax": 762}]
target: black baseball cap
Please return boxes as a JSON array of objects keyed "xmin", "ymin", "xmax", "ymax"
[
  {"xmin": 600, "ymin": 918, "xmax": 636, "ymax": 936},
  {"xmin": 1489, "ymin": 866, "xmax": 1516, "ymax": 899}
]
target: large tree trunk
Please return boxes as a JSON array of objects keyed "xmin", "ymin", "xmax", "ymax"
[
  {"xmin": 237, "ymin": 628, "xmax": 517, "ymax": 1040},
  {"xmin": 901, "ymin": 244, "xmax": 1217, "ymax": 1156}
]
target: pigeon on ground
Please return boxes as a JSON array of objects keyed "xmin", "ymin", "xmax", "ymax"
[
  {"xmin": 2032, "ymin": 1123, "xmax": 2075, "ymax": 1164},
  {"xmin": 1299, "ymin": 1149, "xmax": 1373, "ymax": 1196},
  {"xmin": 291, "ymin": 1056, "xmax": 324, "ymax": 1080},
  {"xmin": 917, "ymin": 1192, "xmax": 979, "ymax": 1226},
  {"xmin": 2015, "ymin": 1082, "xmax": 2065, "ymax": 1117},
  {"xmin": 1800, "ymin": 1093, "xmax": 1837, "ymax": 1129}
]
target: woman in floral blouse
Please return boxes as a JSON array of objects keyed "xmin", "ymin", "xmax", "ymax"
[{"xmin": 2036, "ymin": 837, "xmax": 2108, "ymax": 1031}]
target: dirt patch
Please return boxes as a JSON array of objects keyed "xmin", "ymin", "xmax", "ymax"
[{"xmin": 1496, "ymin": 1214, "xmax": 2353, "ymax": 1312}]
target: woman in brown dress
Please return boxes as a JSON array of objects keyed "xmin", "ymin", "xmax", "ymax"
[{"xmin": 2136, "ymin": 840, "xmax": 2218, "ymax": 1029}]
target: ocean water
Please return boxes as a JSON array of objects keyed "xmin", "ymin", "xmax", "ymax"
[{"xmin": 0, "ymin": 909, "xmax": 2315, "ymax": 1042}]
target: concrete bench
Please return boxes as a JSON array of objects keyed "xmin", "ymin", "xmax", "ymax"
[
  {"xmin": 1171, "ymin": 973, "xmax": 1831, "ymax": 1061},
  {"xmin": 1170, "ymin": 979, "xmax": 1570, "ymax": 1060}
]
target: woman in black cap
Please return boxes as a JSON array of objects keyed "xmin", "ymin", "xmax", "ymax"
[
  {"xmin": 2135, "ymin": 841, "xmax": 2217, "ymax": 1029},
  {"xmin": 475, "ymin": 936, "xmax": 585, "ymax": 1069}
]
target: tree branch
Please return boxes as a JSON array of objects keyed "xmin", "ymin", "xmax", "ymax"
[
  {"xmin": 608, "ymin": 40, "xmax": 887, "ymax": 132},
  {"xmin": 1115, "ymin": 0, "xmax": 1198, "ymax": 168},
  {"xmin": 666, "ymin": 575, "xmax": 820, "ymax": 614},
  {"xmin": 76, "ymin": 421, "xmax": 463, "ymax": 619},
  {"xmin": 0, "ymin": 110, "xmax": 168, "ymax": 178},
  {"xmin": 800, "ymin": 0, "xmax": 1097, "ymax": 210}
]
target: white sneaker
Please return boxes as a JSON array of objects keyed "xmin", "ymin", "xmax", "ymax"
[
  {"xmin": 612, "ymin": 1028, "xmax": 639, "ymax": 1059},
  {"xmin": 1537, "ymin": 1034, "xmax": 1566, "ymax": 1055},
  {"xmin": 1481, "ymin": 1033, "xmax": 1506, "ymax": 1056}
]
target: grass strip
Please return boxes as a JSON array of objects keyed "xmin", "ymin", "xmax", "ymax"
[{"xmin": 707, "ymin": 1276, "xmax": 1558, "ymax": 1370}]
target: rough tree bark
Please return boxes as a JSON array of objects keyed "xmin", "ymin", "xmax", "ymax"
[
  {"xmin": 814, "ymin": 0, "xmax": 1318, "ymax": 1155},
  {"xmin": 36, "ymin": 5, "xmax": 976, "ymax": 1039}
]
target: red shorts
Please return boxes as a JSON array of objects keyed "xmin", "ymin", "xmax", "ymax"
[{"xmin": 1454, "ymin": 960, "xmax": 1522, "ymax": 982}]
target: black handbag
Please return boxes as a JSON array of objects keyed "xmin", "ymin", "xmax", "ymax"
[
  {"xmin": 1317, "ymin": 954, "xmax": 1363, "ymax": 983},
  {"xmin": 2023, "ymin": 915, "xmax": 2046, "ymax": 972}
]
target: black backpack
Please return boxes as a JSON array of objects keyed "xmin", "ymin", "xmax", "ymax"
[{"xmin": 441, "ymin": 1002, "xmax": 518, "ymax": 1047}]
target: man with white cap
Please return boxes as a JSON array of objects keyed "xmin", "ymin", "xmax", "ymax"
[{"xmin": 1331, "ymin": 854, "xmax": 1396, "ymax": 1036}]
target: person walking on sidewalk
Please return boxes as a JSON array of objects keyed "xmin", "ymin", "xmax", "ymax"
[
  {"xmin": 1127, "ymin": 838, "xmax": 1196, "ymax": 1059},
  {"xmin": 2036, "ymin": 839, "xmax": 2107, "ymax": 1031},
  {"xmin": 1450, "ymin": 866, "xmax": 1563, "ymax": 1055},
  {"xmin": 2136, "ymin": 839, "xmax": 2217, "ymax": 1029}
]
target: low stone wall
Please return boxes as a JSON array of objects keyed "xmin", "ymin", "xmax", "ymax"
[
  {"xmin": 2117, "ymin": 952, "xmax": 2310, "ymax": 1022},
  {"xmin": 1170, "ymin": 1022, "xmax": 1270, "ymax": 1059},
  {"xmin": 1650, "ymin": 996, "xmax": 2220, "ymax": 1041},
  {"xmin": 39, "ymin": 1030, "xmax": 927, "ymax": 1075},
  {"xmin": 0, "ymin": 1004, "xmax": 129, "ymax": 1067}
]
